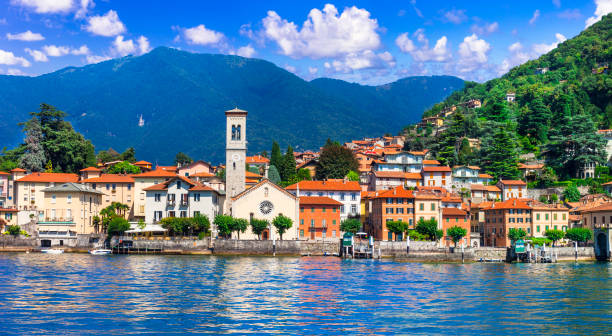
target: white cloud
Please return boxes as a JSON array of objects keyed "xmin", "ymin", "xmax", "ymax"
[
  {"xmin": 443, "ymin": 9, "xmax": 467, "ymax": 24},
  {"xmin": 308, "ymin": 67, "xmax": 318, "ymax": 75},
  {"xmin": 6, "ymin": 30, "xmax": 44, "ymax": 41},
  {"xmin": 498, "ymin": 33, "xmax": 567, "ymax": 75},
  {"xmin": 284, "ymin": 64, "xmax": 297, "ymax": 73},
  {"xmin": 10, "ymin": 0, "xmax": 73, "ymax": 14},
  {"xmin": 262, "ymin": 4, "xmax": 381, "ymax": 59},
  {"xmin": 0, "ymin": 49, "xmax": 31, "ymax": 67},
  {"xmin": 7, "ymin": 68, "xmax": 28, "ymax": 76},
  {"xmin": 532, "ymin": 33, "xmax": 566, "ymax": 54},
  {"xmin": 553, "ymin": 0, "xmax": 561, "ymax": 8},
  {"xmin": 324, "ymin": 50, "xmax": 395, "ymax": 73},
  {"xmin": 71, "ymin": 45, "xmax": 89, "ymax": 55},
  {"xmin": 470, "ymin": 22, "xmax": 499, "ymax": 35},
  {"xmin": 84, "ymin": 10, "xmax": 126, "ymax": 37},
  {"xmin": 395, "ymin": 29, "xmax": 451, "ymax": 62},
  {"xmin": 411, "ymin": 0, "xmax": 424, "ymax": 18},
  {"xmin": 75, "ymin": 0, "xmax": 94, "ymax": 19},
  {"xmin": 86, "ymin": 55, "xmax": 111, "ymax": 64},
  {"xmin": 529, "ymin": 9, "xmax": 541, "ymax": 25},
  {"xmin": 183, "ymin": 24, "xmax": 225, "ymax": 46},
  {"xmin": 112, "ymin": 35, "xmax": 150, "ymax": 56},
  {"xmin": 43, "ymin": 45, "xmax": 70, "ymax": 57},
  {"xmin": 235, "ymin": 45, "xmax": 255, "ymax": 57},
  {"xmin": 457, "ymin": 34, "xmax": 491, "ymax": 73},
  {"xmin": 586, "ymin": 0, "xmax": 612, "ymax": 27},
  {"xmin": 25, "ymin": 48, "xmax": 48, "ymax": 62}
]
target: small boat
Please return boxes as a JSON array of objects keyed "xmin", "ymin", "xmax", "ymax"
[
  {"xmin": 41, "ymin": 249, "xmax": 64, "ymax": 254},
  {"xmin": 89, "ymin": 249, "xmax": 112, "ymax": 255}
]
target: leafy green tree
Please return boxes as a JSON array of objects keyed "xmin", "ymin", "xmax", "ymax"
[
  {"xmin": 340, "ymin": 218, "xmax": 361, "ymax": 234},
  {"xmin": 214, "ymin": 215, "xmax": 233, "ymax": 238},
  {"xmin": 296, "ymin": 168, "xmax": 312, "ymax": 181},
  {"xmin": 563, "ymin": 183, "xmax": 581, "ymax": 202},
  {"xmin": 107, "ymin": 217, "xmax": 130, "ymax": 236},
  {"xmin": 456, "ymin": 137, "xmax": 474, "ymax": 166},
  {"xmin": 137, "ymin": 219, "xmax": 146, "ymax": 230},
  {"xmin": 18, "ymin": 117, "xmax": 46, "ymax": 172},
  {"xmin": 386, "ymin": 220, "xmax": 408, "ymax": 241},
  {"xmin": 216, "ymin": 168, "xmax": 225, "ymax": 182},
  {"xmin": 345, "ymin": 170, "xmax": 359, "ymax": 182},
  {"xmin": 316, "ymin": 139, "xmax": 358, "ymax": 180},
  {"xmin": 268, "ymin": 165, "xmax": 281, "ymax": 184},
  {"xmin": 447, "ymin": 226, "xmax": 468, "ymax": 247},
  {"xmin": 416, "ymin": 218, "xmax": 443, "ymax": 241},
  {"xmin": 436, "ymin": 112, "xmax": 466, "ymax": 166},
  {"xmin": 192, "ymin": 214, "xmax": 211, "ymax": 234},
  {"xmin": 544, "ymin": 229, "xmax": 565, "ymax": 246},
  {"xmin": 119, "ymin": 147, "xmax": 136, "ymax": 162},
  {"xmin": 549, "ymin": 193, "xmax": 559, "ymax": 203},
  {"xmin": 270, "ymin": 141, "xmax": 283, "ymax": 171},
  {"xmin": 508, "ymin": 228, "xmax": 527, "ymax": 242},
  {"xmin": 97, "ymin": 148, "xmax": 120, "ymax": 163},
  {"xmin": 564, "ymin": 228, "xmax": 592, "ymax": 245},
  {"xmin": 520, "ymin": 97, "xmax": 551, "ymax": 143},
  {"xmin": 485, "ymin": 101, "xmax": 510, "ymax": 122},
  {"xmin": 175, "ymin": 152, "xmax": 193, "ymax": 166},
  {"xmin": 230, "ymin": 218, "xmax": 249, "ymax": 239},
  {"xmin": 7, "ymin": 224, "xmax": 21, "ymax": 236},
  {"xmin": 479, "ymin": 123, "xmax": 520, "ymax": 180},
  {"xmin": 406, "ymin": 229, "xmax": 427, "ymax": 241},
  {"xmin": 272, "ymin": 214, "xmax": 293, "ymax": 240},
  {"xmin": 106, "ymin": 161, "xmax": 141, "ymax": 174},
  {"xmin": 280, "ymin": 145, "xmax": 297, "ymax": 182},
  {"xmin": 250, "ymin": 218, "xmax": 269, "ymax": 240}
]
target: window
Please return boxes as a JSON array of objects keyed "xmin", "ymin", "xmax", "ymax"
[
  {"xmin": 300, "ymin": 230, "xmax": 304, "ymax": 237},
  {"xmin": 545, "ymin": 214, "xmax": 549, "ymax": 220},
  {"xmin": 446, "ymin": 218, "xmax": 449, "ymax": 222},
  {"xmin": 431, "ymin": 203, "xmax": 435, "ymax": 211},
  {"xmin": 154, "ymin": 211, "xmax": 162, "ymax": 221},
  {"xmin": 340, "ymin": 205, "xmax": 345, "ymax": 213},
  {"xmin": 397, "ymin": 208, "xmax": 404, "ymax": 214},
  {"xmin": 386, "ymin": 198, "xmax": 393, "ymax": 204},
  {"xmin": 140, "ymin": 192, "xmax": 145, "ymax": 200},
  {"xmin": 318, "ymin": 192, "xmax": 323, "ymax": 197},
  {"xmin": 409, "ymin": 219, "xmax": 413, "ymax": 226},
  {"xmin": 311, "ymin": 207, "xmax": 315, "ymax": 213},
  {"xmin": 92, "ymin": 184, "xmax": 97, "ymax": 190},
  {"xmin": 5, "ymin": 213, "xmax": 12, "ymax": 220},
  {"xmin": 332, "ymin": 230, "xmax": 336, "ymax": 238},
  {"xmin": 351, "ymin": 205, "xmax": 357, "ymax": 214},
  {"xmin": 51, "ymin": 195, "xmax": 56, "ymax": 204},
  {"xmin": 322, "ymin": 231, "xmax": 326, "ymax": 238},
  {"xmin": 322, "ymin": 219, "xmax": 327, "ymax": 227},
  {"xmin": 553, "ymin": 214, "xmax": 557, "ymax": 220},
  {"xmin": 300, "ymin": 219, "xmax": 304, "ymax": 225},
  {"xmin": 419, "ymin": 203, "xmax": 424, "ymax": 211},
  {"xmin": 388, "ymin": 231, "xmax": 393, "ymax": 241},
  {"xmin": 168, "ymin": 211, "xmax": 176, "ymax": 217},
  {"xmin": 128, "ymin": 184, "xmax": 132, "ymax": 191},
  {"xmin": 67, "ymin": 209, "xmax": 72, "ymax": 219},
  {"xmin": 67, "ymin": 195, "xmax": 72, "ymax": 204},
  {"xmin": 545, "ymin": 225, "xmax": 549, "ymax": 231},
  {"xmin": 300, "ymin": 207, "xmax": 304, "ymax": 213},
  {"xmin": 351, "ymin": 193, "xmax": 357, "ymax": 201},
  {"xmin": 106, "ymin": 184, "xmax": 110, "ymax": 190},
  {"xmin": 155, "ymin": 194, "xmax": 161, "ymax": 202},
  {"xmin": 194, "ymin": 193, "xmax": 201, "ymax": 202},
  {"xmin": 180, "ymin": 211, "xmax": 187, "ymax": 218},
  {"xmin": 340, "ymin": 193, "xmax": 345, "ymax": 201},
  {"xmin": 322, "ymin": 207, "xmax": 326, "ymax": 213},
  {"xmin": 177, "ymin": 181, "xmax": 181, "ymax": 189},
  {"xmin": 332, "ymin": 220, "xmax": 336, "ymax": 226},
  {"xmin": 554, "ymin": 225, "xmax": 558, "ymax": 230},
  {"xmin": 310, "ymin": 219, "xmax": 315, "ymax": 227},
  {"xmin": 386, "ymin": 208, "xmax": 393, "ymax": 214},
  {"xmin": 333, "ymin": 208, "xmax": 337, "ymax": 213},
  {"xmin": 397, "ymin": 198, "xmax": 404, "ymax": 204},
  {"xmin": 536, "ymin": 214, "xmax": 540, "ymax": 220}
]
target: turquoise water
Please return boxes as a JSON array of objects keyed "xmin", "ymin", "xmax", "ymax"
[{"xmin": 0, "ymin": 254, "xmax": 610, "ymax": 335}]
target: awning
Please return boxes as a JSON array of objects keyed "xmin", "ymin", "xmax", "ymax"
[{"xmin": 125, "ymin": 223, "xmax": 167, "ymax": 233}]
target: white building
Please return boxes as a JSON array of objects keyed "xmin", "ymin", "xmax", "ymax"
[
  {"xmin": 452, "ymin": 165, "xmax": 493, "ymax": 190},
  {"xmin": 286, "ymin": 180, "xmax": 361, "ymax": 220},
  {"xmin": 497, "ymin": 180, "xmax": 527, "ymax": 201},
  {"xmin": 144, "ymin": 176, "xmax": 224, "ymax": 224},
  {"xmin": 422, "ymin": 166, "xmax": 452, "ymax": 191},
  {"xmin": 369, "ymin": 171, "xmax": 421, "ymax": 191},
  {"xmin": 372, "ymin": 151, "xmax": 426, "ymax": 173}
]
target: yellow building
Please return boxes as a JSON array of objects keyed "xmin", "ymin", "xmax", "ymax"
[
  {"xmin": 14, "ymin": 172, "xmax": 79, "ymax": 224},
  {"xmin": 39, "ymin": 183, "xmax": 103, "ymax": 245},
  {"xmin": 529, "ymin": 203, "xmax": 569, "ymax": 237},
  {"xmin": 81, "ymin": 174, "xmax": 135, "ymax": 218},
  {"xmin": 0, "ymin": 208, "xmax": 18, "ymax": 231}
]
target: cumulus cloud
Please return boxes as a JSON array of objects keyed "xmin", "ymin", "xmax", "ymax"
[
  {"xmin": 71, "ymin": 45, "xmax": 90, "ymax": 55},
  {"xmin": 395, "ymin": 29, "xmax": 451, "ymax": 62},
  {"xmin": 529, "ymin": 9, "xmax": 541, "ymax": 25},
  {"xmin": 183, "ymin": 24, "xmax": 225, "ymax": 46},
  {"xmin": 10, "ymin": 0, "xmax": 73, "ymax": 13},
  {"xmin": 532, "ymin": 33, "xmax": 566, "ymax": 54},
  {"xmin": 470, "ymin": 22, "xmax": 499, "ymax": 35},
  {"xmin": 112, "ymin": 35, "xmax": 151, "ymax": 56},
  {"xmin": 25, "ymin": 48, "xmax": 48, "ymax": 61},
  {"xmin": 308, "ymin": 67, "xmax": 318, "ymax": 75},
  {"xmin": 0, "ymin": 49, "xmax": 31, "ymax": 67},
  {"xmin": 558, "ymin": 9, "xmax": 582, "ymax": 19},
  {"xmin": 262, "ymin": 4, "xmax": 381, "ymax": 59},
  {"xmin": 457, "ymin": 34, "xmax": 491, "ymax": 73},
  {"xmin": 443, "ymin": 9, "xmax": 467, "ymax": 24},
  {"xmin": 585, "ymin": 0, "xmax": 612, "ymax": 27},
  {"xmin": 324, "ymin": 50, "xmax": 395, "ymax": 73},
  {"xmin": 498, "ymin": 33, "xmax": 567, "ymax": 75},
  {"xmin": 75, "ymin": 0, "xmax": 94, "ymax": 19},
  {"xmin": 6, "ymin": 30, "xmax": 44, "ymax": 41},
  {"xmin": 232, "ymin": 45, "xmax": 255, "ymax": 58},
  {"xmin": 7, "ymin": 68, "xmax": 28, "ymax": 76},
  {"xmin": 84, "ymin": 10, "xmax": 126, "ymax": 37},
  {"xmin": 284, "ymin": 64, "xmax": 297, "ymax": 73},
  {"xmin": 43, "ymin": 45, "xmax": 70, "ymax": 57},
  {"xmin": 86, "ymin": 55, "xmax": 111, "ymax": 64}
]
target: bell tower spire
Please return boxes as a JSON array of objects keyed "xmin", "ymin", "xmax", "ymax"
[{"xmin": 225, "ymin": 107, "xmax": 248, "ymax": 200}]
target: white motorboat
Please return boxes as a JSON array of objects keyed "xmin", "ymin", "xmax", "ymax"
[
  {"xmin": 41, "ymin": 249, "xmax": 64, "ymax": 254},
  {"xmin": 89, "ymin": 249, "xmax": 112, "ymax": 255}
]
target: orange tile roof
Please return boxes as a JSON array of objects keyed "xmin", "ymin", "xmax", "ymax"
[
  {"xmin": 374, "ymin": 186, "xmax": 414, "ymax": 199},
  {"xmin": 581, "ymin": 202, "xmax": 612, "ymax": 213},
  {"xmin": 132, "ymin": 169, "xmax": 177, "ymax": 178},
  {"xmin": 478, "ymin": 173, "xmax": 493, "ymax": 179},
  {"xmin": 469, "ymin": 184, "xmax": 501, "ymax": 192},
  {"xmin": 80, "ymin": 166, "xmax": 102, "ymax": 172},
  {"xmin": 361, "ymin": 191, "xmax": 377, "ymax": 199},
  {"xmin": 373, "ymin": 171, "xmax": 421, "ymax": 179},
  {"xmin": 414, "ymin": 191, "xmax": 443, "ymax": 200},
  {"xmin": 245, "ymin": 178, "xmax": 259, "ymax": 184},
  {"xmin": 471, "ymin": 201, "xmax": 494, "ymax": 209},
  {"xmin": 81, "ymin": 174, "xmax": 134, "ymax": 183},
  {"xmin": 246, "ymin": 155, "xmax": 270, "ymax": 164},
  {"xmin": 499, "ymin": 179, "xmax": 527, "ymax": 186},
  {"xmin": 299, "ymin": 196, "xmax": 343, "ymax": 206},
  {"xmin": 0, "ymin": 171, "xmax": 9, "ymax": 175},
  {"xmin": 133, "ymin": 160, "xmax": 152, "ymax": 165},
  {"xmin": 17, "ymin": 172, "xmax": 79, "ymax": 183},
  {"xmin": 423, "ymin": 160, "xmax": 441, "ymax": 165},
  {"xmin": 286, "ymin": 180, "xmax": 361, "ymax": 191},
  {"xmin": 0, "ymin": 208, "xmax": 18, "ymax": 212},
  {"xmin": 483, "ymin": 198, "xmax": 531, "ymax": 210},
  {"xmin": 245, "ymin": 171, "xmax": 263, "ymax": 178},
  {"xmin": 157, "ymin": 166, "xmax": 177, "ymax": 172},
  {"xmin": 143, "ymin": 176, "xmax": 215, "ymax": 192},
  {"xmin": 442, "ymin": 207, "xmax": 467, "ymax": 216},
  {"xmin": 442, "ymin": 196, "xmax": 462, "ymax": 203},
  {"xmin": 422, "ymin": 166, "xmax": 451, "ymax": 172},
  {"xmin": 518, "ymin": 163, "xmax": 544, "ymax": 169},
  {"xmin": 10, "ymin": 168, "xmax": 26, "ymax": 172}
]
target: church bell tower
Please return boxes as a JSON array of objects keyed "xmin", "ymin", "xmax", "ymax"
[{"xmin": 225, "ymin": 107, "xmax": 247, "ymax": 199}]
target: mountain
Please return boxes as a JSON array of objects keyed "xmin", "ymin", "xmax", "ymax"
[
  {"xmin": 0, "ymin": 47, "xmax": 462, "ymax": 164},
  {"xmin": 414, "ymin": 13, "xmax": 612, "ymax": 180}
]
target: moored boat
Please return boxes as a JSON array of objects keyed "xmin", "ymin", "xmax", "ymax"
[
  {"xmin": 89, "ymin": 249, "xmax": 112, "ymax": 255},
  {"xmin": 41, "ymin": 249, "xmax": 64, "ymax": 254}
]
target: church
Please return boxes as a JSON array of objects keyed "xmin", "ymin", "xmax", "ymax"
[{"xmin": 223, "ymin": 108, "xmax": 299, "ymax": 240}]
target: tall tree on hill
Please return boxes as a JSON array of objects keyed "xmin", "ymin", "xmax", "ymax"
[
  {"xmin": 175, "ymin": 152, "xmax": 193, "ymax": 166},
  {"xmin": 456, "ymin": 138, "xmax": 474, "ymax": 166},
  {"xmin": 436, "ymin": 112, "xmax": 466, "ymax": 166},
  {"xmin": 546, "ymin": 113, "xmax": 606, "ymax": 179},
  {"xmin": 520, "ymin": 97, "xmax": 552, "ymax": 143},
  {"xmin": 97, "ymin": 148, "xmax": 120, "ymax": 163},
  {"xmin": 268, "ymin": 165, "xmax": 281, "ymax": 184},
  {"xmin": 485, "ymin": 101, "xmax": 510, "ymax": 122},
  {"xmin": 281, "ymin": 145, "xmax": 297, "ymax": 181},
  {"xmin": 18, "ymin": 117, "xmax": 46, "ymax": 172},
  {"xmin": 270, "ymin": 141, "xmax": 282, "ymax": 172},
  {"xmin": 479, "ymin": 123, "xmax": 520, "ymax": 180},
  {"xmin": 316, "ymin": 139, "xmax": 358, "ymax": 180},
  {"xmin": 119, "ymin": 147, "xmax": 136, "ymax": 162}
]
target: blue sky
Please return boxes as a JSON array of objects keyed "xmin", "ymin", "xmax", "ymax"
[{"xmin": 0, "ymin": 0, "xmax": 610, "ymax": 84}]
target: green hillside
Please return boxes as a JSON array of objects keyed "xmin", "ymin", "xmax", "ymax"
[
  {"xmin": 412, "ymin": 13, "xmax": 612, "ymax": 181},
  {"xmin": 0, "ymin": 47, "xmax": 462, "ymax": 164}
]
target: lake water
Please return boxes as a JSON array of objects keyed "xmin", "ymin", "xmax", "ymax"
[{"xmin": 0, "ymin": 254, "xmax": 610, "ymax": 335}]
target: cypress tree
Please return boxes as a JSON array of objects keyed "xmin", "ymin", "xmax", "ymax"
[
  {"xmin": 19, "ymin": 117, "xmax": 46, "ymax": 172},
  {"xmin": 281, "ymin": 145, "xmax": 297, "ymax": 181},
  {"xmin": 270, "ymin": 141, "xmax": 282, "ymax": 172},
  {"xmin": 480, "ymin": 124, "xmax": 520, "ymax": 180}
]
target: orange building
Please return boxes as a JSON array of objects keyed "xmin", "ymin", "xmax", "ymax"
[
  {"xmin": 482, "ymin": 198, "xmax": 532, "ymax": 247},
  {"xmin": 298, "ymin": 196, "xmax": 342, "ymax": 240},
  {"xmin": 441, "ymin": 207, "xmax": 470, "ymax": 247}
]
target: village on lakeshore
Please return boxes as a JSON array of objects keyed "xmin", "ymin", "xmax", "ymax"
[{"xmin": 0, "ymin": 105, "xmax": 611, "ymax": 260}]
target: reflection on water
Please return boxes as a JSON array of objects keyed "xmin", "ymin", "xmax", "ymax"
[{"xmin": 0, "ymin": 254, "xmax": 610, "ymax": 335}]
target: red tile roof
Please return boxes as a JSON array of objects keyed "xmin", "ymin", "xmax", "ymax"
[
  {"xmin": 478, "ymin": 173, "xmax": 493, "ymax": 179},
  {"xmin": 143, "ymin": 176, "xmax": 215, "ymax": 192},
  {"xmin": 499, "ymin": 179, "xmax": 527, "ymax": 186},
  {"xmin": 245, "ymin": 170, "xmax": 263, "ymax": 178},
  {"xmin": 132, "ymin": 169, "xmax": 177, "ymax": 178},
  {"xmin": 299, "ymin": 196, "xmax": 343, "ymax": 206},
  {"xmin": 374, "ymin": 186, "xmax": 414, "ymax": 199},
  {"xmin": 470, "ymin": 184, "xmax": 501, "ymax": 192},
  {"xmin": 285, "ymin": 180, "xmax": 361, "ymax": 191},
  {"xmin": 442, "ymin": 207, "xmax": 467, "ymax": 216},
  {"xmin": 133, "ymin": 160, "xmax": 152, "ymax": 165},
  {"xmin": 0, "ymin": 208, "xmax": 18, "ymax": 212},
  {"xmin": 373, "ymin": 171, "xmax": 421, "ymax": 179},
  {"xmin": 0, "ymin": 171, "xmax": 9, "ymax": 175},
  {"xmin": 581, "ymin": 202, "xmax": 612, "ymax": 213},
  {"xmin": 246, "ymin": 155, "xmax": 270, "ymax": 164},
  {"xmin": 17, "ymin": 173, "xmax": 79, "ymax": 183},
  {"xmin": 80, "ymin": 166, "xmax": 102, "ymax": 172},
  {"xmin": 423, "ymin": 160, "xmax": 441, "ymax": 165},
  {"xmin": 422, "ymin": 166, "xmax": 452, "ymax": 172},
  {"xmin": 442, "ymin": 196, "xmax": 462, "ymax": 203},
  {"xmin": 10, "ymin": 168, "xmax": 26, "ymax": 172},
  {"xmin": 81, "ymin": 174, "xmax": 134, "ymax": 183},
  {"xmin": 483, "ymin": 198, "xmax": 531, "ymax": 210}
]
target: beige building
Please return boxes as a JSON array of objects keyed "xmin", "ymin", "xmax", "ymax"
[
  {"xmin": 529, "ymin": 202, "xmax": 569, "ymax": 237},
  {"xmin": 39, "ymin": 183, "xmax": 103, "ymax": 245},
  {"xmin": 81, "ymin": 174, "xmax": 135, "ymax": 218},
  {"xmin": 132, "ymin": 169, "xmax": 177, "ymax": 219},
  {"xmin": 15, "ymin": 172, "xmax": 79, "ymax": 224},
  {"xmin": 0, "ymin": 208, "xmax": 18, "ymax": 231},
  {"xmin": 229, "ymin": 180, "xmax": 299, "ymax": 240},
  {"xmin": 497, "ymin": 180, "xmax": 527, "ymax": 200},
  {"xmin": 582, "ymin": 203, "xmax": 612, "ymax": 231}
]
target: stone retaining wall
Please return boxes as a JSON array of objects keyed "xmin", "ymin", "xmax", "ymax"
[{"xmin": 213, "ymin": 239, "xmax": 340, "ymax": 256}]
